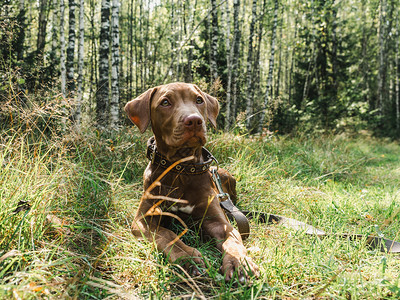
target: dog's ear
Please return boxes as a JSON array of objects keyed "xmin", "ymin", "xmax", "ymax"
[
  {"xmin": 124, "ymin": 88, "xmax": 157, "ymax": 133},
  {"xmin": 204, "ymin": 93, "xmax": 220, "ymax": 128},
  {"xmin": 193, "ymin": 85, "xmax": 220, "ymax": 128}
]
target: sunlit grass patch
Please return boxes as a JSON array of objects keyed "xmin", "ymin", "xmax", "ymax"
[{"xmin": 1, "ymin": 126, "xmax": 399, "ymax": 298}]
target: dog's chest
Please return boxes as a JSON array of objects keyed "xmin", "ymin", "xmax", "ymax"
[{"xmin": 150, "ymin": 174, "xmax": 216, "ymax": 216}]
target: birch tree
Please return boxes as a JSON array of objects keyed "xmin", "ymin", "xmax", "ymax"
[
  {"xmin": 258, "ymin": 0, "xmax": 278, "ymax": 133},
  {"xmin": 230, "ymin": 0, "xmax": 241, "ymax": 127},
  {"xmin": 210, "ymin": 0, "xmax": 219, "ymax": 81},
  {"xmin": 377, "ymin": 0, "xmax": 387, "ymax": 115},
  {"xmin": 396, "ymin": 9, "xmax": 399, "ymax": 131},
  {"xmin": 224, "ymin": 0, "xmax": 232, "ymax": 130},
  {"xmin": 110, "ymin": 0, "xmax": 120, "ymax": 130},
  {"xmin": 16, "ymin": 0, "xmax": 26, "ymax": 61},
  {"xmin": 60, "ymin": 0, "xmax": 66, "ymax": 98},
  {"xmin": 97, "ymin": 0, "xmax": 110, "ymax": 129},
  {"xmin": 37, "ymin": 0, "xmax": 48, "ymax": 64},
  {"xmin": 74, "ymin": 0, "xmax": 84, "ymax": 125},
  {"xmin": 66, "ymin": 0, "xmax": 76, "ymax": 94},
  {"xmin": 245, "ymin": 0, "xmax": 258, "ymax": 130}
]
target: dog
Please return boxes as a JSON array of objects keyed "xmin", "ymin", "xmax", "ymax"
[{"xmin": 124, "ymin": 82, "xmax": 259, "ymax": 283}]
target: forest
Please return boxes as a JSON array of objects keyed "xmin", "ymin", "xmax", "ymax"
[
  {"xmin": 1, "ymin": 0, "xmax": 400, "ymax": 298},
  {"xmin": 1, "ymin": 0, "xmax": 399, "ymax": 137}
]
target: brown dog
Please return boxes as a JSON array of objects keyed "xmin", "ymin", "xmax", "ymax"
[{"xmin": 124, "ymin": 82, "xmax": 259, "ymax": 283}]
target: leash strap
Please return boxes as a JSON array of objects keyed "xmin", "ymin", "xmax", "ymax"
[
  {"xmin": 209, "ymin": 157, "xmax": 400, "ymax": 253},
  {"xmin": 241, "ymin": 210, "xmax": 400, "ymax": 253},
  {"xmin": 211, "ymin": 168, "xmax": 250, "ymax": 240}
]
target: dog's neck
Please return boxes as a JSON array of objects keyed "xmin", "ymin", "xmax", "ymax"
[{"xmin": 153, "ymin": 138, "xmax": 204, "ymax": 163}]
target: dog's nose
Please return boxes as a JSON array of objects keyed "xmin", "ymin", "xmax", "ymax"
[{"xmin": 184, "ymin": 114, "xmax": 203, "ymax": 130}]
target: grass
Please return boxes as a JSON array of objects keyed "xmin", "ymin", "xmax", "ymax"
[{"xmin": 1, "ymin": 119, "xmax": 400, "ymax": 298}]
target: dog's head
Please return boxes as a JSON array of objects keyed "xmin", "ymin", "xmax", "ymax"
[{"xmin": 125, "ymin": 82, "xmax": 219, "ymax": 159}]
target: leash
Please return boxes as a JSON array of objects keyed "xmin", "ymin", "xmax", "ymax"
[{"xmin": 211, "ymin": 165, "xmax": 400, "ymax": 254}]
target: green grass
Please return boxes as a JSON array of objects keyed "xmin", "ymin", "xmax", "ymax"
[{"xmin": 1, "ymin": 125, "xmax": 400, "ymax": 299}]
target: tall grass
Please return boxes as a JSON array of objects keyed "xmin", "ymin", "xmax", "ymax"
[{"xmin": 1, "ymin": 98, "xmax": 400, "ymax": 298}]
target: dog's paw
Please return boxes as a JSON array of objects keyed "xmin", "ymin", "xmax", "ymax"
[
  {"xmin": 174, "ymin": 248, "xmax": 205, "ymax": 277},
  {"xmin": 221, "ymin": 253, "xmax": 259, "ymax": 284}
]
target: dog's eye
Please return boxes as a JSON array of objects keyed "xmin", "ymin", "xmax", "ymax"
[
  {"xmin": 196, "ymin": 97, "xmax": 204, "ymax": 104},
  {"xmin": 160, "ymin": 99, "xmax": 170, "ymax": 107}
]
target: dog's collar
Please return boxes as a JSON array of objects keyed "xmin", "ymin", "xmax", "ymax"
[{"xmin": 146, "ymin": 137, "xmax": 215, "ymax": 175}]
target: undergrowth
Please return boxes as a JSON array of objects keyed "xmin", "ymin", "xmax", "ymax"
[{"xmin": 1, "ymin": 103, "xmax": 400, "ymax": 298}]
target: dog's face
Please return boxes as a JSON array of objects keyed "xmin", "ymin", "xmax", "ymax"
[{"xmin": 125, "ymin": 83, "xmax": 219, "ymax": 156}]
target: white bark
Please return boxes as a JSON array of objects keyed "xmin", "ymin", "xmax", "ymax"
[
  {"xmin": 110, "ymin": 0, "xmax": 120, "ymax": 130},
  {"xmin": 75, "ymin": 0, "xmax": 84, "ymax": 126},
  {"xmin": 224, "ymin": 0, "xmax": 232, "ymax": 130},
  {"xmin": 97, "ymin": 0, "xmax": 110, "ymax": 129},
  {"xmin": 258, "ymin": 0, "xmax": 278, "ymax": 133},
  {"xmin": 210, "ymin": 0, "xmax": 219, "ymax": 81},
  {"xmin": 245, "ymin": 0, "xmax": 258, "ymax": 129},
  {"xmin": 60, "ymin": 0, "xmax": 66, "ymax": 98}
]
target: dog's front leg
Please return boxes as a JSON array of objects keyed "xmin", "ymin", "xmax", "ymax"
[
  {"xmin": 202, "ymin": 212, "xmax": 259, "ymax": 283},
  {"xmin": 132, "ymin": 201, "xmax": 204, "ymax": 276}
]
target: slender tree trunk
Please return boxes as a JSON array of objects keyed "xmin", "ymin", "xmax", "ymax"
[
  {"xmin": 275, "ymin": 7, "xmax": 282, "ymax": 99},
  {"xmin": 258, "ymin": 0, "xmax": 278, "ymax": 133},
  {"xmin": 74, "ymin": 0, "xmax": 84, "ymax": 125},
  {"xmin": 37, "ymin": 0, "xmax": 48, "ymax": 64},
  {"xmin": 360, "ymin": 0, "xmax": 370, "ymax": 106},
  {"xmin": 50, "ymin": 0, "xmax": 58, "ymax": 65},
  {"xmin": 331, "ymin": 1, "xmax": 338, "ymax": 93},
  {"xmin": 16, "ymin": 0, "xmax": 26, "ymax": 61},
  {"xmin": 60, "ymin": 0, "xmax": 66, "ymax": 98},
  {"xmin": 228, "ymin": 0, "xmax": 241, "ymax": 129},
  {"xmin": 128, "ymin": 0, "xmax": 133, "ymax": 100},
  {"xmin": 97, "ymin": 0, "xmax": 110, "ymax": 129},
  {"xmin": 396, "ymin": 10, "xmax": 399, "ymax": 131},
  {"xmin": 288, "ymin": 10, "xmax": 298, "ymax": 105},
  {"xmin": 134, "ymin": 1, "xmax": 139, "ymax": 93},
  {"xmin": 224, "ymin": 0, "xmax": 232, "ymax": 130},
  {"xmin": 89, "ymin": 0, "xmax": 97, "ymax": 105},
  {"xmin": 378, "ymin": 0, "xmax": 387, "ymax": 115},
  {"xmin": 139, "ymin": 0, "xmax": 144, "ymax": 89},
  {"xmin": 110, "ymin": 0, "xmax": 120, "ymax": 130},
  {"xmin": 210, "ymin": 0, "xmax": 219, "ymax": 81},
  {"xmin": 253, "ymin": 0, "xmax": 266, "ymax": 110},
  {"xmin": 245, "ymin": 0, "xmax": 257, "ymax": 130},
  {"xmin": 66, "ymin": 0, "xmax": 76, "ymax": 94}
]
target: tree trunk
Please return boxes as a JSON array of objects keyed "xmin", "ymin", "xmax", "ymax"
[
  {"xmin": 377, "ymin": 0, "xmax": 387, "ymax": 115},
  {"xmin": 245, "ymin": 0, "xmax": 258, "ymax": 130},
  {"xmin": 60, "ymin": 0, "xmax": 66, "ymax": 98},
  {"xmin": 128, "ymin": 0, "xmax": 134, "ymax": 100},
  {"xmin": 210, "ymin": 0, "xmax": 219, "ymax": 81},
  {"xmin": 97, "ymin": 0, "xmax": 110, "ymax": 129},
  {"xmin": 396, "ymin": 9, "xmax": 399, "ymax": 131},
  {"xmin": 253, "ymin": 0, "xmax": 266, "ymax": 113},
  {"xmin": 50, "ymin": 0, "xmax": 58, "ymax": 66},
  {"xmin": 227, "ymin": 0, "xmax": 241, "ymax": 130},
  {"xmin": 74, "ymin": 0, "xmax": 84, "ymax": 126},
  {"xmin": 110, "ymin": 0, "xmax": 120, "ymax": 130},
  {"xmin": 224, "ymin": 0, "xmax": 232, "ymax": 130},
  {"xmin": 16, "ymin": 0, "xmax": 26, "ymax": 61},
  {"xmin": 66, "ymin": 0, "xmax": 76, "ymax": 94},
  {"xmin": 88, "ymin": 0, "xmax": 97, "ymax": 104},
  {"xmin": 258, "ymin": 0, "xmax": 278, "ymax": 133},
  {"xmin": 37, "ymin": 0, "xmax": 48, "ymax": 64}
]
